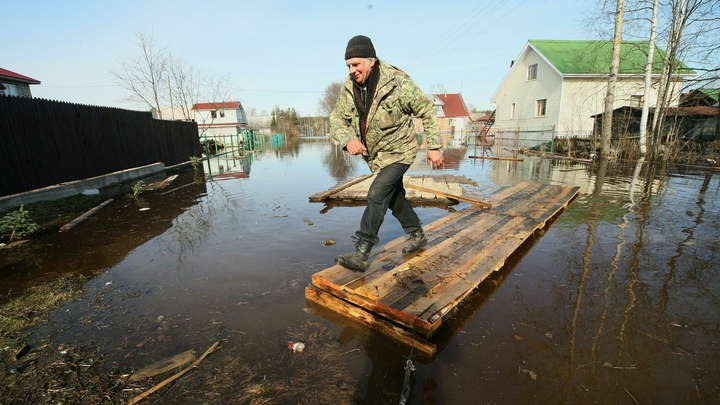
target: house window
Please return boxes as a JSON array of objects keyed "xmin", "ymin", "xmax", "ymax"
[
  {"xmin": 510, "ymin": 103, "xmax": 516, "ymax": 119},
  {"xmin": 219, "ymin": 110, "xmax": 225, "ymax": 118},
  {"xmin": 211, "ymin": 110, "xmax": 217, "ymax": 119},
  {"xmin": 527, "ymin": 64, "xmax": 538, "ymax": 81},
  {"xmin": 3, "ymin": 83, "xmax": 18, "ymax": 96},
  {"xmin": 630, "ymin": 95, "xmax": 643, "ymax": 107},
  {"xmin": 536, "ymin": 99, "xmax": 547, "ymax": 117}
]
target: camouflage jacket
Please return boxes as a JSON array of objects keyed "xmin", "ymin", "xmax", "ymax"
[{"xmin": 330, "ymin": 60, "xmax": 440, "ymax": 173}]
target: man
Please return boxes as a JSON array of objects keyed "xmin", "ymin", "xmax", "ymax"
[{"xmin": 330, "ymin": 35, "xmax": 443, "ymax": 272}]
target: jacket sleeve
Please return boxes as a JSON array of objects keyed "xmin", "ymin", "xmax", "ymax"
[
  {"xmin": 400, "ymin": 79, "xmax": 441, "ymax": 149},
  {"xmin": 330, "ymin": 80, "xmax": 358, "ymax": 148}
]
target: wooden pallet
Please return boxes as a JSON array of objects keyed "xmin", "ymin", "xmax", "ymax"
[{"xmin": 306, "ymin": 182, "xmax": 580, "ymax": 356}]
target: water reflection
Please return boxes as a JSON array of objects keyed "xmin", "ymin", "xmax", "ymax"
[{"xmin": 3, "ymin": 137, "xmax": 720, "ymax": 404}]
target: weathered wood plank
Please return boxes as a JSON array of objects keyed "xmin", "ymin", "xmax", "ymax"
[
  {"xmin": 308, "ymin": 174, "xmax": 374, "ymax": 202},
  {"xmin": 404, "ymin": 182, "xmax": 491, "ymax": 208},
  {"xmin": 312, "ymin": 208, "xmax": 484, "ymax": 289},
  {"xmin": 305, "ymin": 286, "xmax": 436, "ymax": 356},
  {"xmin": 353, "ymin": 212, "xmax": 509, "ymax": 300}
]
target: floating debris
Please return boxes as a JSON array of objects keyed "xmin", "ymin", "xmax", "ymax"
[{"xmin": 287, "ymin": 341, "xmax": 305, "ymax": 353}]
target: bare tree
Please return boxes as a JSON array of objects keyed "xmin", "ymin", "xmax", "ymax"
[
  {"xmin": 167, "ymin": 52, "xmax": 201, "ymax": 121},
  {"xmin": 111, "ymin": 30, "xmax": 168, "ymax": 118},
  {"xmin": 430, "ymin": 84, "xmax": 447, "ymax": 94},
  {"xmin": 650, "ymin": 0, "xmax": 690, "ymax": 156},
  {"xmin": 600, "ymin": 0, "xmax": 625, "ymax": 159},
  {"xmin": 317, "ymin": 81, "xmax": 343, "ymax": 116},
  {"xmin": 639, "ymin": 0, "xmax": 660, "ymax": 156}
]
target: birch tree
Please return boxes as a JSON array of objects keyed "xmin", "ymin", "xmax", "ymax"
[
  {"xmin": 650, "ymin": 0, "xmax": 689, "ymax": 157},
  {"xmin": 112, "ymin": 30, "xmax": 168, "ymax": 119},
  {"xmin": 600, "ymin": 0, "xmax": 625, "ymax": 159},
  {"xmin": 639, "ymin": 0, "xmax": 660, "ymax": 156},
  {"xmin": 167, "ymin": 52, "xmax": 201, "ymax": 121}
]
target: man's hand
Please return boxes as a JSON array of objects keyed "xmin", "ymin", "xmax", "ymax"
[
  {"xmin": 427, "ymin": 149, "xmax": 444, "ymax": 169},
  {"xmin": 345, "ymin": 138, "xmax": 367, "ymax": 155}
]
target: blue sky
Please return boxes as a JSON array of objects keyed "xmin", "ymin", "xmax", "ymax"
[{"xmin": 3, "ymin": 0, "xmax": 593, "ymax": 116}]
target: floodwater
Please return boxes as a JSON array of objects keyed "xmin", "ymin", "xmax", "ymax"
[{"xmin": 2, "ymin": 136, "xmax": 720, "ymax": 404}]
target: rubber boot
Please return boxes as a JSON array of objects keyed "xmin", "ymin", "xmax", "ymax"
[
  {"xmin": 402, "ymin": 228, "xmax": 427, "ymax": 254},
  {"xmin": 335, "ymin": 239, "xmax": 374, "ymax": 272}
]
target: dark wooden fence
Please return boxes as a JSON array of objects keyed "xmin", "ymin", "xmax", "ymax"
[{"xmin": 0, "ymin": 97, "xmax": 200, "ymax": 197}]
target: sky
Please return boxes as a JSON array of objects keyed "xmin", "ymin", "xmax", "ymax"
[{"xmin": 3, "ymin": 0, "xmax": 596, "ymax": 117}]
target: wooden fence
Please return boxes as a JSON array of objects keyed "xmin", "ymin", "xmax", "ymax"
[{"xmin": 0, "ymin": 96, "xmax": 201, "ymax": 197}]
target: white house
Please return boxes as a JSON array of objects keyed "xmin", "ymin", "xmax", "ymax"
[
  {"xmin": 192, "ymin": 101, "xmax": 251, "ymax": 138},
  {"xmin": 490, "ymin": 40, "xmax": 695, "ymax": 138}
]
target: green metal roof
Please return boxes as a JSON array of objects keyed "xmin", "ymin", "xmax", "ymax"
[
  {"xmin": 528, "ymin": 40, "xmax": 695, "ymax": 75},
  {"xmin": 697, "ymin": 88, "xmax": 720, "ymax": 102}
]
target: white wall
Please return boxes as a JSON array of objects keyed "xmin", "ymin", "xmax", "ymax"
[{"xmin": 493, "ymin": 47, "xmax": 563, "ymax": 132}]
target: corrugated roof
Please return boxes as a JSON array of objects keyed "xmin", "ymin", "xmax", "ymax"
[
  {"xmin": 434, "ymin": 93, "xmax": 469, "ymax": 117},
  {"xmin": 192, "ymin": 101, "xmax": 241, "ymax": 110},
  {"xmin": 528, "ymin": 40, "xmax": 695, "ymax": 75},
  {"xmin": 0, "ymin": 67, "xmax": 41, "ymax": 84}
]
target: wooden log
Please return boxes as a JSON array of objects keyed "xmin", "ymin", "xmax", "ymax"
[
  {"xmin": 305, "ymin": 286, "xmax": 436, "ymax": 357},
  {"xmin": 468, "ymin": 156, "xmax": 523, "ymax": 161},
  {"xmin": 128, "ymin": 350, "xmax": 196, "ymax": 382},
  {"xmin": 144, "ymin": 174, "xmax": 179, "ymax": 191},
  {"xmin": 127, "ymin": 342, "xmax": 219, "ymax": 405},
  {"xmin": 59, "ymin": 198, "xmax": 114, "ymax": 232},
  {"xmin": 159, "ymin": 182, "xmax": 196, "ymax": 196}
]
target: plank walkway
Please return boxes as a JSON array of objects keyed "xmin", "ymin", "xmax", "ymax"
[{"xmin": 306, "ymin": 181, "xmax": 580, "ymax": 356}]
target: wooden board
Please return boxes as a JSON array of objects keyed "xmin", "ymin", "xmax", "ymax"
[
  {"xmin": 309, "ymin": 174, "xmax": 489, "ymax": 206},
  {"xmin": 307, "ymin": 182, "xmax": 580, "ymax": 348}
]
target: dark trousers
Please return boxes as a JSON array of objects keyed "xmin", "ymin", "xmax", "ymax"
[{"xmin": 356, "ymin": 162, "xmax": 422, "ymax": 245}]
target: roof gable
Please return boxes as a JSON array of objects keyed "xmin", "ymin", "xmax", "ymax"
[
  {"xmin": 434, "ymin": 93, "xmax": 469, "ymax": 117},
  {"xmin": 0, "ymin": 67, "xmax": 41, "ymax": 84},
  {"xmin": 528, "ymin": 40, "xmax": 695, "ymax": 75}
]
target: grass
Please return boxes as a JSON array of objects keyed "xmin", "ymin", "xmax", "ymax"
[{"xmin": 0, "ymin": 275, "xmax": 85, "ymax": 350}]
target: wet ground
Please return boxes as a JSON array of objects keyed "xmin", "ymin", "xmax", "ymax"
[{"xmin": 2, "ymin": 136, "xmax": 719, "ymax": 404}]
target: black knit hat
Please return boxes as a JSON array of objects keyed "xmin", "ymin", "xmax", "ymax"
[{"xmin": 345, "ymin": 35, "xmax": 376, "ymax": 60}]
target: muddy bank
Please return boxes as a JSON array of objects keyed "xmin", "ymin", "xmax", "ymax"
[{"xmin": 1, "ymin": 275, "xmax": 357, "ymax": 404}]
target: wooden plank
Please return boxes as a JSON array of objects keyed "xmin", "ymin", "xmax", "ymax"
[
  {"xmin": 311, "ymin": 207, "xmax": 485, "ymax": 289},
  {"xmin": 59, "ymin": 198, "xmax": 114, "ymax": 232},
  {"xmin": 404, "ymin": 182, "xmax": 491, "ymax": 208},
  {"xmin": 484, "ymin": 182, "xmax": 545, "ymax": 211},
  {"xmin": 398, "ymin": 216, "xmax": 530, "ymax": 313},
  {"xmin": 305, "ymin": 286, "xmax": 436, "ymax": 357},
  {"xmin": 377, "ymin": 214, "xmax": 514, "ymax": 307},
  {"xmin": 407, "ymin": 218, "xmax": 540, "ymax": 335},
  {"xmin": 353, "ymin": 212, "xmax": 510, "ymax": 300},
  {"xmin": 308, "ymin": 174, "xmax": 374, "ymax": 202}
]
